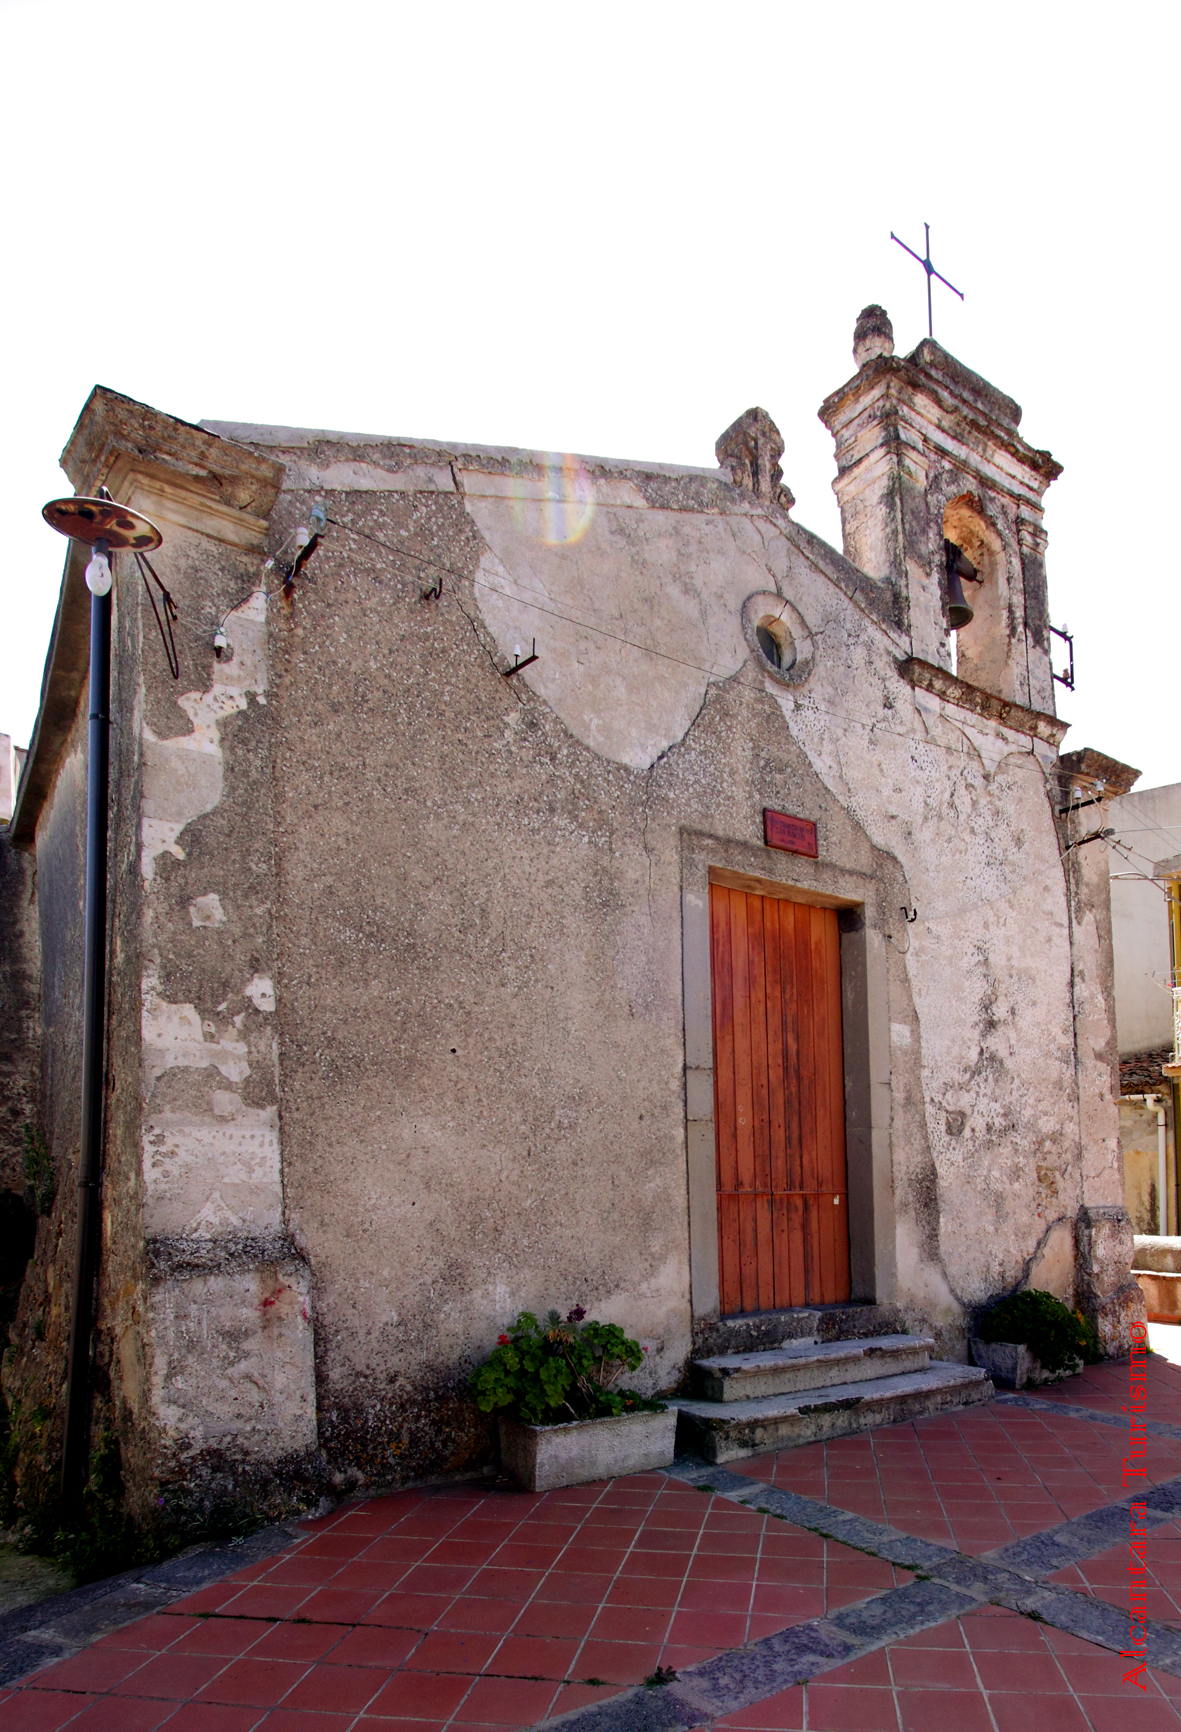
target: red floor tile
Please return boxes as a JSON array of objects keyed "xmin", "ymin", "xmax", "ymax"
[
  {"xmin": 805, "ymin": 1683, "xmax": 900, "ymax": 1729},
  {"xmin": 296, "ymin": 1587, "xmax": 388, "ymax": 1624},
  {"xmin": 23, "ymin": 1647, "xmax": 147, "ymax": 1693},
  {"xmin": 66, "ymin": 1700, "xmax": 177, "ymax": 1732},
  {"xmin": 118, "ymin": 1651, "xmax": 230, "ymax": 1699},
  {"xmin": 667, "ymin": 1608, "xmax": 749, "ymax": 1647},
  {"xmin": 512, "ymin": 1600, "xmax": 597, "ymax": 1639},
  {"xmin": 324, "ymin": 1625, "xmax": 424, "ymax": 1668},
  {"xmin": 588, "ymin": 1603, "xmax": 671, "ymax": 1643},
  {"xmin": 889, "ymin": 1645, "xmax": 980, "ymax": 1689},
  {"xmin": 1077, "ymin": 1695, "xmax": 1181, "ymax": 1731},
  {"xmin": 254, "ymin": 1713, "xmax": 356, "ymax": 1732},
  {"xmin": 170, "ymin": 1616, "xmax": 273, "ymax": 1657},
  {"xmin": 537, "ymin": 1571, "xmax": 619, "ymax": 1604},
  {"xmin": 151, "ymin": 1707, "xmax": 262, "ymax": 1731},
  {"xmin": 213, "ymin": 1585, "xmax": 312, "ymax": 1620},
  {"xmin": 401, "ymin": 1630, "xmax": 500, "ymax": 1672},
  {"xmin": 449, "ymin": 1675, "xmax": 558, "ymax": 1722},
  {"xmin": 363, "ymin": 1668, "xmax": 472, "ymax": 1717},
  {"xmin": 985, "ymin": 1694, "xmax": 1093, "ymax": 1731},
  {"xmin": 278, "ymin": 1661, "xmax": 386, "ymax": 1712},
  {"xmin": 93, "ymin": 1614, "xmax": 198, "ymax": 1652},
  {"xmin": 193, "ymin": 1654, "xmax": 312, "ymax": 1706},
  {"xmin": 569, "ymin": 1639, "xmax": 661, "ymax": 1685},
  {"xmin": 488, "ymin": 1632, "xmax": 581, "ymax": 1679},
  {"xmin": 361, "ymin": 1592, "xmax": 453, "ymax": 1629},
  {"xmin": 897, "ymin": 1688, "xmax": 998, "ymax": 1731}
]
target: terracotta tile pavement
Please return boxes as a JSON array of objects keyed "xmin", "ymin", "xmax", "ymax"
[
  {"xmin": 710, "ymin": 1605, "xmax": 1181, "ymax": 1730},
  {"xmin": 0, "ymin": 1473, "xmax": 910, "ymax": 1728},
  {"xmin": 1031, "ymin": 1349, "xmax": 1181, "ymax": 1424},
  {"xmin": 0, "ymin": 1357, "xmax": 1174, "ymax": 1728},
  {"xmin": 732, "ymin": 1374, "xmax": 1181, "ymax": 1555},
  {"xmin": 1047, "ymin": 1513, "xmax": 1181, "ymax": 1628}
]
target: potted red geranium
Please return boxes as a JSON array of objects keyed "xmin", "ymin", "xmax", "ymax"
[{"xmin": 471, "ymin": 1307, "xmax": 675, "ymax": 1491}]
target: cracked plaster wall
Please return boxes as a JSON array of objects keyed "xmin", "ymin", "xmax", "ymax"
[
  {"xmin": 131, "ymin": 525, "xmax": 317, "ymax": 1498},
  {"xmin": 246, "ymin": 433, "xmax": 1116, "ymax": 1483},
  {"xmin": 6, "ymin": 383, "xmax": 1133, "ymax": 1519}
]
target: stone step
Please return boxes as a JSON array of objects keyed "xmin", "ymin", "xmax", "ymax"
[
  {"xmin": 691, "ymin": 1334, "xmax": 933, "ymax": 1402},
  {"xmin": 671, "ymin": 1361, "xmax": 993, "ymax": 1463},
  {"xmin": 692, "ymin": 1302, "xmax": 907, "ymax": 1360}
]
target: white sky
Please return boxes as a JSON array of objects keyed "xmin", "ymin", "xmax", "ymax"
[{"xmin": 2, "ymin": 0, "xmax": 1177, "ymax": 787}]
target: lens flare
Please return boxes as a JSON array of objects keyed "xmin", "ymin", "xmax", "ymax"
[{"xmin": 509, "ymin": 454, "xmax": 596, "ymax": 546}]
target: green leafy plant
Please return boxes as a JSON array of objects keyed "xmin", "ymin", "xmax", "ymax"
[
  {"xmin": 1074, "ymin": 1308, "xmax": 1102, "ymax": 1364},
  {"xmin": 471, "ymin": 1308, "xmax": 665, "ymax": 1426},
  {"xmin": 22, "ymin": 1125, "xmax": 55, "ymax": 1217},
  {"xmin": 977, "ymin": 1289, "xmax": 1099, "ymax": 1373}
]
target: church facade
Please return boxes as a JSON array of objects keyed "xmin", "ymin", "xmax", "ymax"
[{"xmin": 0, "ymin": 309, "xmax": 1144, "ymax": 1526}]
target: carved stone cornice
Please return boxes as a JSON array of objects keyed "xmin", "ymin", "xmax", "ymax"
[
  {"xmin": 62, "ymin": 386, "xmax": 284, "ymax": 551},
  {"xmin": 1057, "ymin": 747, "xmax": 1141, "ymax": 797},
  {"xmin": 899, "ymin": 656, "xmax": 1070, "ymax": 747},
  {"xmin": 820, "ymin": 348, "xmax": 1063, "ymax": 501}
]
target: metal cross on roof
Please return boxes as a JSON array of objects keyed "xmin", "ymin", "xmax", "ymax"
[{"xmin": 890, "ymin": 222, "xmax": 964, "ymax": 339}]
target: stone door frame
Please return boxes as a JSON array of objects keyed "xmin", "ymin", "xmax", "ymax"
[{"xmin": 680, "ymin": 828, "xmax": 897, "ymax": 1325}]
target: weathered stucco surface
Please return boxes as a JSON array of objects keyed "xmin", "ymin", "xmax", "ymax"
[{"xmin": 0, "ymin": 325, "xmax": 1144, "ymax": 1528}]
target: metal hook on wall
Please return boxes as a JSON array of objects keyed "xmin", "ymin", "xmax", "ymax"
[{"xmin": 503, "ymin": 639, "xmax": 538, "ymax": 679}]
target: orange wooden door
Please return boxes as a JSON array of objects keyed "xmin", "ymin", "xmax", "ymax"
[{"xmin": 710, "ymin": 883, "xmax": 850, "ymax": 1315}]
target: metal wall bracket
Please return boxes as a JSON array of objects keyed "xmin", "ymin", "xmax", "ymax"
[{"xmin": 1050, "ymin": 624, "xmax": 1075, "ymax": 690}]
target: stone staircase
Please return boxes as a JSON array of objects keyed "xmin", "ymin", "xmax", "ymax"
[{"xmin": 672, "ymin": 1307, "xmax": 992, "ymax": 1464}]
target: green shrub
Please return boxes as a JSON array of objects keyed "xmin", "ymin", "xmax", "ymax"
[
  {"xmin": 22, "ymin": 1125, "xmax": 54, "ymax": 1217},
  {"xmin": 977, "ymin": 1289, "xmax": 1099, "ymax": 1373},
  {"xmin": 471, "ymin": 1308, "xmax": 665, "ymax": 1426}
]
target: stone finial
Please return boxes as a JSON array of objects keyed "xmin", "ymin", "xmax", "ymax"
[
  {"xmin": 715, "ymin": 407, "xmax": 794, "ymax": 509},
  {"xmin": 853, "ymin": 305, "xmax": 894, "ymax": 369}
]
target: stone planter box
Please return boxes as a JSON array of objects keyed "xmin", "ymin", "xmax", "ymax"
[
  {"xmin": 969, "ymin": 1339, "xmax": 1034, "ymax": 1388},
  {"xmin": 499, "ymin": 1407, "xmax": 677, "ymax": 1492},
  {"xmin": 969, "ymin": 1338, "xmax": 1078, "ymax": 1389}
]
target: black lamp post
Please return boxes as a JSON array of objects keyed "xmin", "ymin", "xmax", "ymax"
[{"xmin": 41, "ymin": 494, "xmax": 162, "ymax": 1502}]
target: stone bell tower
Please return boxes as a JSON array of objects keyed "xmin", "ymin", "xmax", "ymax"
[{"xmin": 818, "ymin": 307, "xmax": 1063, "ymax": 714}]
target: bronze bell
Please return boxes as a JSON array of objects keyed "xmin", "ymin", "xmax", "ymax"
[{"xmin": 944, "ymin": 538, "xmax": 978, "ymax": 630}]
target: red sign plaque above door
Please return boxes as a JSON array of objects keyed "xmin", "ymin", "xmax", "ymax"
[{"xmin": 763, "ymin": 809, "xmax": 818, "ymax": 858}]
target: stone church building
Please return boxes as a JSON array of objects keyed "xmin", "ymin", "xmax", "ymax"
[{"xmin": 0, "ymin": 308, "xmax": 1144, "ymax": 1527}]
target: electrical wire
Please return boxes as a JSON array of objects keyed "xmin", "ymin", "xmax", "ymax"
[
  {"xmin": 154, "ymin": 501, "xmax": 1067, "ymax": 782},
  {"xmin": 314, "ymin": 518, "xmax": 1060, "ymax": 770},
  {"xmin": 133, "ymin": 550, "xmax": 180, "ymax": 680}
]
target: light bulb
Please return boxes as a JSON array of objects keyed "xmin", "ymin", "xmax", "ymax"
[
  {"xmin": 85, "ymin": 550, "xmax": 112, "ymax": 596},
  {"xmin": 308, "ymin": 503, "xmax": 327, "ymax": 535}
]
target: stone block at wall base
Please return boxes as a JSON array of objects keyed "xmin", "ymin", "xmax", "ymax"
[
  {"xmin": 499, "ymin": 1409, "xmax": 677, "ymax": 1493},
  {"xmin": 1076, "ymin": 1204, "xmax": 1147, "ymax": 1355},
  {"xmin": 154, "ymin": 1445, "xmax": 333, "ymax": 1542}
]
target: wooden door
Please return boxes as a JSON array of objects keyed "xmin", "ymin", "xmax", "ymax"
[{"xmin": 710, "ymin": 882, "xmax": 850, "ymax": 1315}]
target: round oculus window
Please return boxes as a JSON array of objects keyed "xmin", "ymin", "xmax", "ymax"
[
  {"xmin": 755, "ymin": 616, "xmax": 795, "ymax": 672},
  {"xmin": 741, "ymin": 592, "xmax": 814, "ymax": 687}
]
